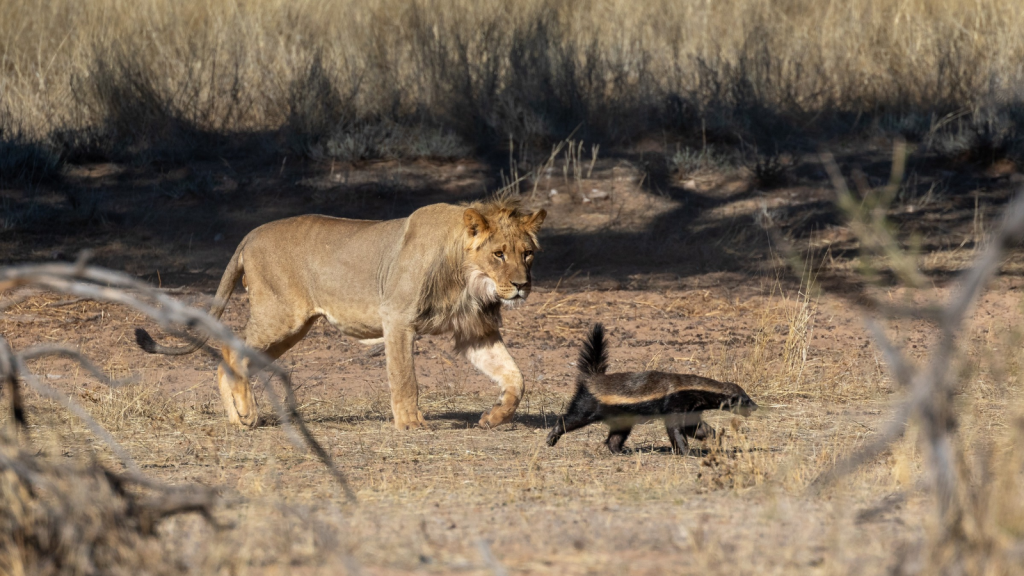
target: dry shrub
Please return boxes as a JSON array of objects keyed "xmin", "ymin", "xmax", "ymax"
[
  {"xmin": 797, "ymin": 148, "xmax": 1024, "ymax": 572},
  {"xmin": 0, "ymin": 259, "xmax": 358, "ymax": 573},
  {"xmin": 0, "ymin": 115, "xmax": 61, "ymax": 187},
  {"xmin": 5, "ymin": 0, "xmax": 1024, "ymax": 161},
  {"xmin": 0, "ymin": 440, "xmax": 215, "ymax": 576},
  {"xmin": 700, "ymin": 268, "xmax": 862, "ymax": 406}
]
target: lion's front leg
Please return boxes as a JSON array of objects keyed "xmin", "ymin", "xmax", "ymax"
[
  {"xmin": 383, "ymin": 322, "xmax": 426, "ymax": 430},
  {"xmin": 465, "ymin": 335, "xmax": 524, "ymax": 429}
]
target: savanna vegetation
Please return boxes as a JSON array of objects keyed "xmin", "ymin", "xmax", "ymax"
[
  {"xmin": 2, "ymin": 0, "xmax": 1024, "ymax": 574},
  {"xmin": 4, "ymin": 0, "xmax": 1024, "ymax": 175}
]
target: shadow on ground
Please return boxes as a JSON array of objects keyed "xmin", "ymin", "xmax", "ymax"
[{"xmin": 2, "ymin": 145, "xmax": 1020, "ymax": 293}]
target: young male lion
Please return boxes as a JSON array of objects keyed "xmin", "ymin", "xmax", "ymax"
[{"xmin": 135, "ymin": 197, "xmax": 546, "ymax": 430}]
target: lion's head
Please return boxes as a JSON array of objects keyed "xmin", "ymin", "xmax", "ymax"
[
  {"xmin": 415, "ymin": 196, "xmax": 546, "ymax": 344},
  {"xmin": 462, "ymin": 202, "xmax": 546, "ymax": 308}
]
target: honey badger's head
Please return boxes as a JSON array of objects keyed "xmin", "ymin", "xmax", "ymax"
[{"xmin": 716, "ymin": 382, "xmax": 758, "ymax": 417}]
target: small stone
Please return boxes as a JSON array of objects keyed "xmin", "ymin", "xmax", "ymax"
[{"xmin": 551, "ymin": 192, "xmax": 572, "ymax": 205}]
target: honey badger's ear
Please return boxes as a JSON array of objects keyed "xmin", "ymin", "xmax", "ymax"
[
  {"xmin": 521, "ymin": 209, "xmax": 546, "ymax": 234},
  {"xmin": 463, "ymin": 208, "xmax": 489, "ymax": 237}
]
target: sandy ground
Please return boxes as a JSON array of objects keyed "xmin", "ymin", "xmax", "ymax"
[{"xmin": 3, "ymin": 148, "xmax": 1024, "ymax": 573}]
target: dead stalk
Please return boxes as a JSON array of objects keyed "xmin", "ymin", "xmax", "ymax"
[{"xmin": 0, "ymin": 257, "xmax": 356, "ymax": 502}]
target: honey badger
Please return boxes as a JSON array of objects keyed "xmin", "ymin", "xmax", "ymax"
[{"xmin": 546, "ymin": 324, "xmax": 758, "ymax": 454}]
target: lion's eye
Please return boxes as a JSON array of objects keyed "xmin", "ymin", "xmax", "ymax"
[
  {"xmin": 493, "ymin": 251, "xmax": 505, "ymax": 260},
  {"xmin": 523, "ymin": 250, "xmax": 533, "ymax": 258}
]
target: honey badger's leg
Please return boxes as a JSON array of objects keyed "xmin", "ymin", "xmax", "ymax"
[
  {"xmin": 465, "ymin": 333, "xmax": 524, "ymax": 429},
  {"xmin": 666, "ymin": 421, "xmax": 715, "ymax": 454},
  {"xmin": 546, "ymin": 391, "xmax": 601, "ymax": 446},
  {"xmin": 605, "ymin": 427, "xmax": 633, "ymax": 454},
  {"xmin": 546, "ymin": 411, "xmax": 601, "ymax": 446},
  {"xmin": 687, "ymin": 421, "xmax": 716, "ymax": 441},
  {"xmin": 666, "ymin": 426, "xmax": 690, "ymax": 455}
]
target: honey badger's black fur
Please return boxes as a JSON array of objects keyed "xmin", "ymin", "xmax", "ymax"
[{"xmin": 546, "ymin": 324, "xmax": 758, "ymax": 455}]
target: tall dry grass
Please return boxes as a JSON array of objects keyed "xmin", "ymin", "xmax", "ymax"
[{"xmin": 3, "ymin": 0, "xmax": 1024, "ymax": 171}]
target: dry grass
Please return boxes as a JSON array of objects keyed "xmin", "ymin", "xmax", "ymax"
[
  {"xmin": 4, "ymin": 261, "xmax": 1022, "ymax": 573},
  {"xmin": 4, "ymin": 0, "xmax": 1024, "ymax": 169},
  {"xmin": 2, "ymin": 9, "xmax": 1024, "ymax": 565},
  {"xmin": 1, "ymin": 149, "xmax": 1023, "ymax": 571}
]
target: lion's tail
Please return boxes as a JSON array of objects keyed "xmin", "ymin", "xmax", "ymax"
[
  {"xmin": 135, "ymin": 241, "xmax": 246, "ymax": 356},
  {"xmin": 577, "ymin": 323, "xmax": 609, "ymax": 376}
]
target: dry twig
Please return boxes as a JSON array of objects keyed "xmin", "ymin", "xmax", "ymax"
[
  {"xmin": 805, "ymin": 156, "xmax": 1024, "ymax": 569},
  {"xmin": 0, "ymin": 256, "xmax": 355, "ymax": 501}
]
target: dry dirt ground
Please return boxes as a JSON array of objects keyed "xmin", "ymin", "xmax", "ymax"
[{"xmin": 3, "ymin": 146, "xmax": 1024, "ymax": 574}]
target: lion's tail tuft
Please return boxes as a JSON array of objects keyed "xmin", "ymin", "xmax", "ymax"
[
  {"xmin": 133, "ymin": 240, "xmax": 246, "ymax": 356},
  {"xmin": 135, "ymin": 328, "xmax": 158, "ymax": 353}
]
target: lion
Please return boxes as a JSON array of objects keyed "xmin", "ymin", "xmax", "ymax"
[{"xmin": 134, "ymin": 196, "xmax": 546, "ymax": 430}]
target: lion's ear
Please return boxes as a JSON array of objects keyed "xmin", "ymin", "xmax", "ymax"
[
  {"xmin": 521, "ymin": 209, "xmax": 546, "ymax": 233},
  {"xmin": 463, "ymin": 208, "xmax": 489, "ymax": 237}
]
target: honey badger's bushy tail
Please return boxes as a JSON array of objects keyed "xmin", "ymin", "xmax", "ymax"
[{"xmin": 577, "ymin": 324, "xmax": 609, "ymax": 375}]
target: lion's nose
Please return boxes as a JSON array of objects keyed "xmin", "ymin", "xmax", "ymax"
[{"xmin": 511, "ymin": 281, "xmax": 527, "ymax": 290}]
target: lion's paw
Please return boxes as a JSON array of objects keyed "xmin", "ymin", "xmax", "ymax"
[
  {"xmin": 236, "ymin": 412, "xmax": 261, "ymax": 429},
  {"xmin": 394, "ymin": 409, "xmax": 426, "ymax": 430},
  {"xmin": 478, "ymin": 404, "xmax": 515, "ymax": 429},
  {"xmin": 232, "ymin": 398, "xmax": 261, "ymax": 429}
]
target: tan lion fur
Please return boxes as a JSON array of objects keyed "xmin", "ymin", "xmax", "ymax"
[{"xmin": 135, "ymin": 195, "xmax": 546, "ymax": 430}]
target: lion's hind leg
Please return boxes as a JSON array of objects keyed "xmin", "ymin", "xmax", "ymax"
[
  {"xmin": 219, "ymin": 316, "xmax": 316, "ymax": 428},
  {"xmin": 218, "ymin": 347, "xmax": 258, "ymax": 427}
]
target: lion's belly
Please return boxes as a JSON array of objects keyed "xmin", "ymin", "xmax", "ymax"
[{"xmin": 314, "ymin": 306, "xmax": 383, "ymax": 339}]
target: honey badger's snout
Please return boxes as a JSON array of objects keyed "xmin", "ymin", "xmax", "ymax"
[{"xmin": 726, "ymin": 394, "xmax": 758, "ymax": 417}]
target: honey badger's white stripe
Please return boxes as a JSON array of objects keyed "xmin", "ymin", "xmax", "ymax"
[
  {"xmin": 591, "ymin": 379, "xmax": 735, "ymax": 406},
  {"xmin": 593, "ymin": 392, "xmax": 671, "ymax": 405}
]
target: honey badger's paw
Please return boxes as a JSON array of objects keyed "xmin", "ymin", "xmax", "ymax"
[
  {"xmin": 478, "ymin": 404, "xmax": 515, "ymax": 429},
  {"xmin": 394, "ymin": 408, "xmax": 426, "ymax": 430},
  {"xmin": 545, "ymin": 430, "xmax": 560, "ymax": 446}
]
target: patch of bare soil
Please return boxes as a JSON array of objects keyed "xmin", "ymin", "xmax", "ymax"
[{"xmin": 3, "ymin": 146, "xmax": 1024, "ymax": 573}]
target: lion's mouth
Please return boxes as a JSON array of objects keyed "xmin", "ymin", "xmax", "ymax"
[{"xmin": 500, "ymin": 291, "xmax": 528, "ymax": 308}]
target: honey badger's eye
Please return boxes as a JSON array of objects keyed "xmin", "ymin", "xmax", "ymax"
[{"xmin": 493, "ymin": 251, "xmax": 505, "ymax": 260}]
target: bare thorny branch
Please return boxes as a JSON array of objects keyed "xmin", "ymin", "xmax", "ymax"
[
  {"xmin": 751, "ymin": 141, "xmax": 1024, "ymax": 570},
  {"xmin": 0, "ymin": 256, "xmax": 356, "ymax": 502},
  {"xmin": 810, "ymin": 146, "xmax": 1024, "ymax": 538}
]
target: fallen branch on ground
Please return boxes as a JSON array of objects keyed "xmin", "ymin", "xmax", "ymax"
[{"xmin": 0, "ymin": 254, "xmax": 355, "ymax": 501}]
